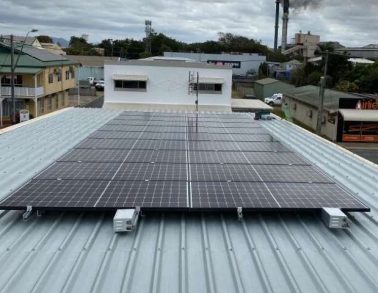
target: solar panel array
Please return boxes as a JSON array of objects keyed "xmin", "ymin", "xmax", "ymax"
[{"xmin": 0, "ymin": 111, "xmax": 368, "ymax": 212}]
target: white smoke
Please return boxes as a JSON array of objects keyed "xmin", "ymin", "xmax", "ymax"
[{"xmin": 290, "ymin": 0, "xmax": 323, "ymax": 9}]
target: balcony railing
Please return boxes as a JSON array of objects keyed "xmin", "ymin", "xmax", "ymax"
[{"xmin": 1, "ymin": 86, "xmax": 44, "ymax": 97}]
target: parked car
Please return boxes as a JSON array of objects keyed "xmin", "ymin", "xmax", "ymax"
[
  {"xmin": 264, "ymin": 93, "xmax": 283, "ymax": 106},
  {"xmin": 95, "ymin": 80, "xmax": 105, "ymax": 91}
]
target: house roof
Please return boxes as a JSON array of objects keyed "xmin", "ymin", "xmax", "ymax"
[
  {"xmin": 339, "ymin": 109, "xmax": 378, "ymax": 122},
  {"xmin": 0, "ymin": 108, "xmax": 377, "ymax": 293},
  {"xmin": 254, "ymin": 78, "xmax": 281, "ymax": 85},
  {"xmin": 66, "ymin": 55, "xmax": 120, "ymax": 67},
  {"xmin": 283, "ymin": 85, "xmax": 358, "ymax": 111},
  {"xmin": 0, "ymin": 35, "xmax": 40, "ymax": 46},
  {"xmin": 0, "ymin": 43, "xmax": 78, "ymax": 72},
  {"xmin": 105, "ymin": 59, "xmax": 232, "ymax": 70}
]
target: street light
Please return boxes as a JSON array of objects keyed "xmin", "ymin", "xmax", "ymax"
[{"xmin": 10, "ymin": 29, "xmax": 38, "ymax": 124}]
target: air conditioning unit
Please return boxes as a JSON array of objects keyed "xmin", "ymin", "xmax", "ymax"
[
  {"xmin": 321, "ymin": 208, "xmax": 350, "ymax": 229},
  {"xmin": 113, "ymin": 207, "xmax": 140, "ymax": 232}
]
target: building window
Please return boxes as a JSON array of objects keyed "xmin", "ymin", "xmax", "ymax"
[
  {"xmin": 48, "ymin": 73, "xmax": 54, "ymax": 84},
  {"xmin": 57, "ymin": 70, "xmax": 62, "ymax": 82},
  {"xmin": 55, "ymin": 96, "xmax": 59, "ymax": 109},
  {"xmin": 65, "ymin": 71, "xmax": 70, "ymax": 80},
  {"xmin": 114, "ymin": 80, "xmax": 147, "ymax": 91},
  {"xmin": 1, "ymin": 75, "xmax": 23, "ymax": 86},
  {"xmin": 192, "ymin": 83, "xmax": 222, "ymax": 94}
]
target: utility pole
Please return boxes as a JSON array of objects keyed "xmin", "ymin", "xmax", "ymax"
[
  {"xmin": 10, "ymin": 34, "xmax": 15, "ymax": 124},
  {"xmin": 316, "ymin": 50, "xmax": 329, "ymax": 135},
  {"xmin": 195, "ymin": 72, "xmax": 199, "ymax": 113},
  {"xmin": 274, "ymin": 0, "xmax": 280, "ymax": 51}
]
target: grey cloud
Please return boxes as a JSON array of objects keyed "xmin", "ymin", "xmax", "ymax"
[{"xmin": 0, "ymin": 0, "xmax": 376, "ymax": 47}]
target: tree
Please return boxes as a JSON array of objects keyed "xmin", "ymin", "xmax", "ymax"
[
  {"xmin": 258, "ymin": 62, "xmax": 269, "ymax": 78},
  {"xmin": 37, "ymin": 35, "xmax": 53, "ymax": 43},
  {"xmin": 66, "ymin": 36, "xmax": 100, "ymax": 56},
  {"xmin": 336, "ymin": 80, "xmax": 359, "ymax": 92}
]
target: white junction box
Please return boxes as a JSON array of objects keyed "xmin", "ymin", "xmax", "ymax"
[
  {"xmin": 113, "ymin": 207, "xmax": 140, "ymax": 233},
  {"xmin": 321, "ymin": 208, "xmax": 350, "ymax": 229}
]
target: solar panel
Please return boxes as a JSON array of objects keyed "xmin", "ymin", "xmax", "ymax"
[
  {"xmin": 36, "ymin": 162, "xmax": 121, "ymax": 180},
  {"xmin": 114, "ymin": 162, "xmax": 187, "ymax": 181},
  {"xmin": 253, "ymin": 165, "xmax": 333, "ymax": 183},
  {"xmin": 236, "ymin": 141, "xmax": 290, "ymax": 152},
  {"xmin": 266, "ymin": 182, "xmax": 367, "ymax": 210},
  {"xmin": 189, "ymin": 151, "xmax": 247, "ymax": 164},
  {"xmin": 76, "ymin": 138, "xmax": 137, "ymax": 150},
  {"xmin": 243, "ymin": 152, "xmax": 310, "ymax": 165},
  {"xmin": 189, "ymin": 141, "xmax": 239, "ymax": 151},
  {"xmin": 134, "ymin": 139, "xmax": 186, "ymax": 150},
  {"xmin": 0, "ymin": 111, "xmax": 369, "ymax": 213},
  {"xmin": 89, "ymin": 131, "xmax": 141, "ymax": 139},
  {"xmin": 191, "ymin": 182, "xmax": 278, "ymax": 209},
  {"xmin": 95, "ymin": 180, "xmax": 188, "ymax": 208},
  {"xmin": 0, "ymin": 179, "xmax": 109, "ymax": 209},
  {"xmin": 190, "ymin": 164, "xmax": 261, "ymax": 182},
  {"xmin": 59, "ymin": 149, "xmax": 131, "ymax": 163},
  {"xmin": 125, "ymin": 150, "xmax": 187, "ymax": 164}
]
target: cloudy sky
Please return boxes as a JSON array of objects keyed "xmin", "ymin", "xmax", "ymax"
[{"xmin": 0, "ymin": 0, "xmax": 377, "ymax": 47}]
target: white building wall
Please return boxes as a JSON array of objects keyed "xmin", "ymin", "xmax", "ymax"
[
  {"xmin": 104, "ymin": 63, "xmax": 232, "ymax": 109},
  {"xmin": 164, "ymin": 52, "xmax": 266, "ymax": 76}
]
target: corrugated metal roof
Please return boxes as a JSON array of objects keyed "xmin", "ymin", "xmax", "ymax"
[
  {"xmin": 283, "ymin": 85, "xmax": 358, "ymax": 110},
  {"xmin": 0, "ymin": 109, "xmax": 377, "ymax": 293},
  {"xmin": 339, "ymin": 109, "xmax": 378, "ymax": 121},
  {"xmin": 254, "ymin": 78, "xmax": 280, "ymax": 85},
  {"xmin": 105, "ymin": 59, "xmax": 232, "ymax": 70}
]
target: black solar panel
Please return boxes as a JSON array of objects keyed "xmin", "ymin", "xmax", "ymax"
[
  {"xmin": 189, "ymin": 151, "xmax": 247, "ymax": 164},
  {"xmin": 76, "ymin": 138, "xmax": 137, "ymax": 150},
  {"xmin": 114, "ymin": 163, "xmax": 187, "ymax": 181},
  {"xmin": 95, "ymin": 180, "xmax": 188, "ymax": 208},
  {"xmin": 59, "ymin": 149, "xmax": 130, "ymax": 163},
  {"xmin": 266, "ymin": 182, "xmax": 367, "ymax": 210},
  {"xmin": 35, "ymin": 162, "xmax": 121, "ymax": 180},
  {"xmin": 237, "ymin": 141, "xmax": 290, "ymax": 152},
  {"xmin": 191, "ymin": 182, "xmax": 278, "ymax": 209},
  {"xmin": 190, "ymin": 164, "xmax": 261, "ymax": 182},
  {"xmin": 0, "ymin": 111, "xmax": 369, "ymax": 213},
  {"xmin": 189, "ymin": 141, "xmax": 239, "ymax": 151},
  {"xmin": 1, "ymin": 179, "xmax": 109, "ymax": 209}
]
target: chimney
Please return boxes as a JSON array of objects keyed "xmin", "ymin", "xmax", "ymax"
[
  {"xmin": 274, "ymin": 0, "xmax": 280, "ymax": 51},
  {"xmin": 281, "ymin": 0, "xmax": 289, "ymax": 51}
]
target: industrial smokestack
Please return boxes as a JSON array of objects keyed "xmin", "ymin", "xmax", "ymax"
[
  {"xmin": 274, "ymin": 0, "xmax": 280, "ymax": 51},
  {"xmin": 281, "ymin": 0, "xmax": 289, "ymax": 51}
]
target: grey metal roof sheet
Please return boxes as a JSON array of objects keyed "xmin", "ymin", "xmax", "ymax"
[
  {"xmin": 105, "ymin": 59, "xmax": 232, "ymax": 70},
  {"xmin": 283, "ymin": 85, "xmax": 358, "ymax": 110},
  {"xmin": 0, "ymin": 109, "xmax": 377, "ymax": 293}
]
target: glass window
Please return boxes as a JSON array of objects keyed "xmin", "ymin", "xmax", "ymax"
[
  {"xmin": 48, "ymin": 73, "xmax": 54, "ymax": 84},
  {"xmin": 114, "ymin": 80, "xmax": 146, "ymax": 90},
  {"xmin": 65, "ymin": 71, "xmax": 70, "ymax": 80},
  {"xmin": 192, "ymin": 83, "xmax": 222, "ymax": 93}
]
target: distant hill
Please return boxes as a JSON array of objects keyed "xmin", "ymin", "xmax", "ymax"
[{"xmin": 52, "ymin": 37, "xmax": 69, "ymax": 48}]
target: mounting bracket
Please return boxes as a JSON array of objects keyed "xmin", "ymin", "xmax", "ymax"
[
  {"xmin": 237, "ymin": 207, "xmax": 243, "ymax": 221},
  {"xmin": 22, "ymin": 206, "xmax": 33, "ymax": 221}
]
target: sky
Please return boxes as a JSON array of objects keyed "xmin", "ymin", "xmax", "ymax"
[{"xmin": 0, "ymin": 0, "xmax": 377, "ymax": 48}]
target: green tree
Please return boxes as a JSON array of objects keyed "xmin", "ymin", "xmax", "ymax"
[{"xmin": 36, "ymin": 35, "xmax": 53, "ymax": 43}]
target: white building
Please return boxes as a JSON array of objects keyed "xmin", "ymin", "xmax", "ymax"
[
  {"xmin": 163, "ymin": 52, "xmax": 266, "ymax": 76},
  {"xmin": 104, "ymin": 58, "xmax": 233, "ymax": 111}
]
